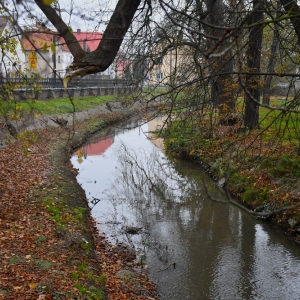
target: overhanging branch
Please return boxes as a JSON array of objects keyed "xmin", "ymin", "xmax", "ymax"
[{"xmin": 34, "ymin": 0, "xmax": 142, "ymax": 80}]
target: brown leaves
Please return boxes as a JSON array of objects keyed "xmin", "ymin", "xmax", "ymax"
[
  {"xmin": 0, "ymin": 125, "xmax": 157, "ymax": 299},
  {"xmin": 93, "ymin": 228, "xmax": 157, "ymax": 300}
]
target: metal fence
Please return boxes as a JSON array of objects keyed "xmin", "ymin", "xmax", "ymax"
[{"xmin": 0, "ymin": 76, "xmax": 134, "ymax": 89}]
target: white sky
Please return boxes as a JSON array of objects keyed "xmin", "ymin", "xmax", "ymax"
[{"xmin": 15, "ymin": 0, "xmax": 118, "ymax": 33}]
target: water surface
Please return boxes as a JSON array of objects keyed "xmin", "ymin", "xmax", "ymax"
[{"xmin": 71, "ymin": 117, "xmax": 300, "ymax": 300}]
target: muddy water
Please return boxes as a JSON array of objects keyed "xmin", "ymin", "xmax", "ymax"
[{"xmin": 71, "ymin": 117, "xmax": 300, "ymax": 300}]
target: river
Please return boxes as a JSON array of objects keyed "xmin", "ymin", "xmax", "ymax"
[{"xmin": 71, "ymin": 116, "xmax": 300, "ymax": 300}]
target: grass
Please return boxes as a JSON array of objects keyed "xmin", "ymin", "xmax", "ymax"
[
  {"xmin": 164, "ymin": 95, "xmax": 300, "ymax": 216},
  {"xmin": 233, "ymin": 96, "xmax": 300, "ymax": 144},
  {"xmin": 18, "ymin": 95, "xmax": 116, "ymax": 115}
]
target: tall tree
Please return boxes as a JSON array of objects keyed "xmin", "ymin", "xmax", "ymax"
[
  {"xmin": 244, "ymin": 0, "xmax": 264, "ymax": 129},
  {"xmin": 279, "ymin": 0, "xmax": 300, "ymax": 45},
  {"xmin": 205, "ymin": 0, "xmax": 234, "ymax": 110},
  {"xmin": 262, "ymin": 0, "xmax": 281, "ymax": 105}
]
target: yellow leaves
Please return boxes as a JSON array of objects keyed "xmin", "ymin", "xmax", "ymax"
[
  {"xmin": 43, "ymin": 42, "xmax": 48, "ymax": 53},
  {"xmin": 189, "ymin": 149, "xmax": 195, "ymax": 155},
  {"xmin": 50, "ymin": 42, "xmax": 56, "ymax": 53},
  {"xmin": 282, "ymin": 192, "xmax": 290, "ymax": 201},
  {"xmin": 15, "ymin": 104, "xmax": 23, "ymax": 111},
  {"xmin": 276, "ymin": 65, "xmax": 285, "ymax": 73},
  {"xmin": 10, "ymin": 113, "xmax": 21, "ymax": 120},
  {"xmin": 63, "ymin": 76, "xmax": 70, "ymax": 89},
  {"xmin": 42, "ymin": 0, "xmax": 56, "ymax": 5},
  {"xmin": 231, "ymin": 83, "xmax": 239, "ymax": 90},
  {"xmin": 77, "ymin": 150, "xmax": 83, "ymax": 163},
  {"xmin": 29, "ymin": 282, "xmax": 37, "ymax": 290},
  {"xmin": 29, "ymin": 51, "xmax": 37, "ymax": 69}
]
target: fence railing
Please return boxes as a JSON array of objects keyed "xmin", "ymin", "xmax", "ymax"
[{"xmin": 0, "ymin": 77, "xmax": 134, "ymax": 89}]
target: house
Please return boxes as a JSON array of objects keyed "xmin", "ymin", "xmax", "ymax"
[
  {"xmin": 72, "ymin": 29, "xmax": 102, "ymax": 53},
  {"xmin": 115, "ymin": 59, "xmax": 131, "ymax": 79},
  {"xmin": 71, "ymin": 29, "xmax": 115, "ymax": 78},
  {"xmin": 0, "ymin": 17, "xmax": 118, "ymax": 79},
  {"xmin": 148, "ymin": 45, "xmax": 200, "ymax": 86},
  {"xmin": 22, "ymin": 22, "xmax": 73, "ymax": 78}
]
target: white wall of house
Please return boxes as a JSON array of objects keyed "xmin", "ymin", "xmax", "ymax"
[
  {"xmin": 55, "ymin": 48, "xmax": 72, "ymax": 78},
  {"xmin": 23, "ymin": 41, "xmax": 72, "ymax": 78}
]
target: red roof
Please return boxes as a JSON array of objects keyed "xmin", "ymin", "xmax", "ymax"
[
  {"xmin": 116, "ymin": 59, "xmax": 130, "ymax": 71},
  {"xmin": 71, "ymin": 31, "xmax": 103, "ymax": 52},
  {"xmin": 23, "ymin": 28, "xmax": 102, "ymax": 53},
  {"xmin": 23, "ymin": 31, "xmax": 55, "ymax": 51},
  {"xmin": 74, "ymin": 136, "xmax": 113, "ymax": 157}
]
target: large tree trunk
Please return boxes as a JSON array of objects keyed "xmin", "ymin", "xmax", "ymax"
[
  {"xmin": 279, "ymin": 0, "xmax": 300, "ymax": 44},
  {"xmin": 244, "ymin": 0, "xmax": 264, "ymax": 129},
  {"xmin": 262, "ymin": 1, "xmax": 281, "ymax": 105},
  {"xmin": 34, "ymin": 0, "xmax": 141, "ymax": 79},
  {"xmin": 205, "ymin": 0, "xmax": 235, "ymax": 111}
]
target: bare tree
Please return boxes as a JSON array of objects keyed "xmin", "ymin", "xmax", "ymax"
[{"xmin": 244, "ymin": 0, "xmax": 264, "ymax": 129}]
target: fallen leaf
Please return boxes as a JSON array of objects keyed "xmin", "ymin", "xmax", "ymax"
[{"xmin": 29, "ymin": 282, "xmax": 36, "ymax": 290}]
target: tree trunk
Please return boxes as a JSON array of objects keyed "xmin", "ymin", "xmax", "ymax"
[
  {"xmin": 279, "ymin": 0, "xmax": 300, "ymax": 45},
  {"xmin": 244, "ymin": 0, "xmax": 264, "ymax": 129},
  {"xmin": 205, "ymin": 0, "xmax": 235, "ymax": 111},
  {"xmin": 262, "ymin": 1, "xmax": 281, "ymax": 105}
]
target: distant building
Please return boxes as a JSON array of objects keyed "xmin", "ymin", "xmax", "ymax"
[
  {"xmin": 71, "ymin": 29, "xmax": 115, "ymax": 79},
  {"xmin": 0, "ymin": 16, "xmax": 117, "ymax": 79},
  {"xmin": 148, "ymin": 45, "xmax": 200, "ymax": 86},
  {"xmin": 115, "ymin": 59, "xmax": 131, "ymax": 79},
  {"xmin": 22, "ymin": 22, "xmax": 71, "ymax": 78}
]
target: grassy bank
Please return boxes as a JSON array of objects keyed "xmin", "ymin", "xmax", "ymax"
[
  {"xmin": 18, "ymin": 95, "xmax": 117, "ymax": 115},
  {"xmin": 163, "ymin": 99, "xmax": 300, "ymax": 242}
]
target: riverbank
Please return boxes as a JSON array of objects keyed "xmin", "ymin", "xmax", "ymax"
[
  {"xmin": 1, "ymin": 94, "xmax": 299, "ymax": 298},
  {"xmin": 163, "ymin": 111, "xmax": 300, "ymax": 243},
  {"xmin": 0, "ymin": 101, "xmax": 158, "ymax": 299}
]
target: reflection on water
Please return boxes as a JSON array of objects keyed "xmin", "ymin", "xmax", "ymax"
[{"xmin": 71, "ymin": 117, "xmax": 300, "ymax": 300}]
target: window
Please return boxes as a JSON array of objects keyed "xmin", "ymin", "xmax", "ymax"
[
  {"xmin": 155, "ymin": 57, "xmax": 163, "ymax": 65},
  {"xmin": 156, "ymin": 72, "xmax": 163, "ymax": 79}
]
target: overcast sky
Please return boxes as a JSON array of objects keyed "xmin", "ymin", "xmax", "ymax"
[{"xmin": 15, "ymin": 0, "xmax": 117, "ymax": 32}]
